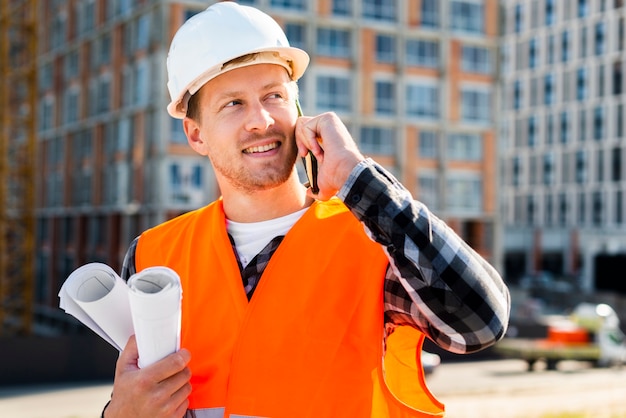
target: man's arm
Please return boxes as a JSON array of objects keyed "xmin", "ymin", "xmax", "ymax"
[{"xmin": 338, "ymin": 159, "xmax": 510, "ymax": 354}]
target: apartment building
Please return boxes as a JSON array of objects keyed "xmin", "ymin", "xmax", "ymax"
[
  {"xmin": 500, "ymin": 0, "xmax": 626, "ymax": 293},
  {"xmin": 35, "ymin": 0, "xmax": 500, "ymax": 325}
]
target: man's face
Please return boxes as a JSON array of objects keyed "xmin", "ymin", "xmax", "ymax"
[{"xmin": 185, "ymin": 64, "xmax": 299, "ymax": 194}]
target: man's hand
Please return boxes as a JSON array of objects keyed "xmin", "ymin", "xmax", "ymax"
[
  {"xmin": 104, "ymin": 335, "xmax": 192, "ymax": 418},
  {"xmin": 295, "ymin": 112, "xmax": 365, "ymax": 201}
]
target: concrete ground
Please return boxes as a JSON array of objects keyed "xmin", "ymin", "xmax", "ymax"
[{"xmin": 0, "ymin": 359, "xmax": 625, "ymax": 417}]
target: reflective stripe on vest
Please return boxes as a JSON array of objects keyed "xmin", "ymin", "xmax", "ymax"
[{"xmin": 137, "ymin": 198, "xmax": 444, "ymax": 417}]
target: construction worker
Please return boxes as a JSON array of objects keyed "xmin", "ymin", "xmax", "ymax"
[{"xmin": 102, "ymin": 2, "xmax": 510, "ymax": 417}]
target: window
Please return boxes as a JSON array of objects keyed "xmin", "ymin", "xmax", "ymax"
[
  {"xmin": 64, "ymin": 87, "xmax": 80, "ymax": 124},
  {"xmin": 447, "ymin": 133, "xmax": 482, "ymax": 161},
  {"xmin": 406, "ymin": 83, "xmax": 439, "ymax": 119},
  {"xmin": 375, "ymin": 34, "xmax": 396, "ymax": 63},
  {"xmin": 528, "ymin": 115, "xmax": 538, "ymax": 147},
  {"xmin": 270, "ymin": 0, "xmax": 306, "ymax": 10},
  {"xmin": 419, "ymin": 130, "xmax": 438, "ymax": 159},
  {"xmin": 597, "ymin": 149, "xmax": 604, "ymax": 182},
  {"xmin": 461, "ymin": 88, "xmax": 491, "ymax": 123},
  {"xmin": 317, "ymin": 28, "xmax": 351, "ymax": 58},
  {"xmin": 421, "ymin": 0, "xmax": 439, "ymax": 28},
  {"xmin": 39, "ymin": 97, "xmax": 55, "ymax": 131},
  {"xmin": 65, "ymin": 50, "xmax": 80, "ymax": 80},
  {"xmin": 359, "ymin": 126, "xmax": 395, "ymax": 155},
  {"xmin": 576, "ymin": 150, "xmax": 587, "ymax": 184},
  {"xmin": 617, "ymin": 103, "xmax": 624, "ymax": 138},
  {"xmin": 577, "ymin": 67, "xmax": 587, "ymax": 101},
  {"xmin": 170, "ymin": 162, "xmax": 204, "ymax": 206},
  {"xmin": 579, "ymin": 108, "xmax": 586, "ymax": 141},
  {"xmin": 447, "ymin": 173, "xmax": 483, "ymax": 213},
  {"xmin": 513, "ymin": 80, "xmax": 522, "ymax": 109},
  {"xmin": 546, "ymin": 113, "xmax": 554, "ymax": 144},
  {"xmin": 547, "ymin": 34, "xmax": 555, "ymax": 64},
  {"xmin": 375, "ymin": 80, "xmax": 395, "ymax": 115},
  {"xmin": 598, "ymin": 64, "xmax": 605, "ymax": 97},
  {"xmin": 543, "ymin": 152, "xmax": 555, "ymax": 185},
  {"xmin": 594, "ymin": 106, "xmax": 605, "ymax": 140},
  {"xmin": 171, "ymin": 118, "xmax": 187, "ymax": 144},
  {"xmin": 362, "ymin": 0, "xmax": 396, "ymax": 22},
  {"xmin": 612, "ymin": 146, "xmax": 622, "ymax": 182},
  {"xmin": 515, "ymin": 3, "xmax": 523, "ymax": 33},
  {"xmin": 614, "ymin": 61, "xmax": 623, "ymax": 95},
  {"xmin": 595, "ymin": 22, "xmax": 606, "ymax": 55},
  {"xmin": 529, "ymin": 38, "xmax": 538, "ymax": 68},
  {"xmin": 332, "ymin": 0, "xmax": 351, "ymax": 16},
  {"xmin": 133, "ymin": 59, "xmax": 149, "ymax": 106},
  {"xmin": 418, "ymin": 172, "xmax": 439, "ymax": 209},
  {"xmin": 592, "ymin": 190, "xmax": 603, "ymax": 225},
  {"xmin": 546, "ymin": 0, "xmax": 555, "ymax": 25},
  {"xmin": 562, "ymin": 30, "xmax": 569, "ymax": 62},
  {"xmin": 559, "ymin": 193, "xmax": 568, "ymax": 226},
  {"xmin": 137, "ymin": 14, "xmax": 151, "ymax": 51},
  {"xmin": 580, "ymin": 26, "xmax": 587, "ymax": 58},
  {"xmin": 406, "ymin": 39, "xmax": 439, "ymax": 68},
  {"xmin": 544, "ymin": 73, "xmax": 555, "ymax": 105},
  {"xmin": 461, "ymin": 45, "xmax": 491, "ymax": 74},
  {"xmin": 316, "ymin": 75, "xmax": 351, "ymax": 111},
  {"xmin": 450, "ymin": 1, "xmax": 484, "ymax": 34},
  {"xmin": 579, "ymin": 0, "xmax": 589, "ymax": 17},
  {"xmin": 512, "ymin": 156, "xmax": 521, "ymax": 186},
  {"xmin": 286, "ymin": 23, "xmax": 306, "ymax": 50},
  {"xmin": 560, "ymin": 111, "xmax": 570, "ymax": 143}
]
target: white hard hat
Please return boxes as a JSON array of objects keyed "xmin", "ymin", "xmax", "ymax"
[{"xmin": 166, "ymin": 2, "xmax": 310, "ymax": 119}]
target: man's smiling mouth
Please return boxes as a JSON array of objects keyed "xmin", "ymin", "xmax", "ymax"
[{"xmin": 243, "ymin": 142, "xmax": 279, "ymax": 154}]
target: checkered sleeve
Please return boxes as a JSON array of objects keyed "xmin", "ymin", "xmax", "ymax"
[
  {"xmin": 120, "ymin": 236, "xmax": 139, "ymax": 282},
  {"xmin": 337, "ymin": 159, "xmax": 510, "ymax": 354}
]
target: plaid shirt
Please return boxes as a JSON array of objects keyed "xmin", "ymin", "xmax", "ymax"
[{"xmin": 121, "ymin": 159, "xmax": 509, "ymax": 354}]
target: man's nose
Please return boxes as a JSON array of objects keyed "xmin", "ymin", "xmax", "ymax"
[{"xmin": 244, "ymin": 101, "xmax": 274, "ymax": 131}]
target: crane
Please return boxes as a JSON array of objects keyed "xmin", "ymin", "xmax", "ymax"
[{"xmin": 0, "ymin": 0, "xmax": 37, "ymax": 336}]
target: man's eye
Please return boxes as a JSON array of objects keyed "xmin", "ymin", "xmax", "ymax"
[{"xmin": 224, "ymin": 100, "xmax": 242, "ymax": 108}]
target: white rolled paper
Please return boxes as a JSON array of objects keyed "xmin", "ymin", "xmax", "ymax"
[
  {"xmin": 58, "ymin": 263, "xmax": 134, "ymax": 351},
  {"xmin": 127, "ymin": 266, "xmax": 182, "ymax": 368}
]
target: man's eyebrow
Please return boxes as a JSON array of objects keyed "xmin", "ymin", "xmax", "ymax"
[{"xmin": 211, "ymin": 82, "xmax": 289, "ymax": 103}]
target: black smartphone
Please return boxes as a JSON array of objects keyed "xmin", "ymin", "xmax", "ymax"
[{"xmin": 296, "ymin": 100, "xmax": 319, "ymax": 194}]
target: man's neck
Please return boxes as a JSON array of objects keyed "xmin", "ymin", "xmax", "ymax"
[{"xmin": 222, "ymin": 178, "xmax": 313, "ymax": 223}]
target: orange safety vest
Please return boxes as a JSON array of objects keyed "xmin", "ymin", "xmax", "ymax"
[{"xmin": 136, "ymin": 198, "xmax": 444, "ymax": 418}]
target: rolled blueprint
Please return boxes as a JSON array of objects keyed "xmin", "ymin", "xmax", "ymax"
[
  {"xmin": 58, "ymin": 263, "xmax": 134, "ymax": 351},
  {"xmin": 127, "ymin": 266, "xmax": 182, "ymax": 368}
]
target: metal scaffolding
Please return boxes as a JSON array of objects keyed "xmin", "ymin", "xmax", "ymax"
[{"xmin": 0, "ymin": 0, "xmax": 37, "ymax": 336}]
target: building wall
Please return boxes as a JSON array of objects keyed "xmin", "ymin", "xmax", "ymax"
[{"xmin": 500, "ymin": 0, "xmax": 626, "ymax": 291}]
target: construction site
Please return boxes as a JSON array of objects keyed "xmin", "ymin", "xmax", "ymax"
[{"xmin": 2, "ymin": 0, "xmax": 626, "ymax": 389}]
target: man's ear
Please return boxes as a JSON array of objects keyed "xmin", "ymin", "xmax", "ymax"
[{"xmin": 183, "ymin": 117, "xmax": 208, "ymax": 155}]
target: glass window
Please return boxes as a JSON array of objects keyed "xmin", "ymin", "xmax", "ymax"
[
  {"xmin": 461, "ymin": 88, "xmax": 491, "ymax": 123},
  {"xmin": 546, "ymin": 0, "xmax": 555, "ymax": 25},
  {"xmin": 451, "ymin": 1, "xmax": 484, "ymax": 34},
  {"xmin": 362, "ymin": 0, "xmax": 396, "ymax": 22},
  {"xmin": 576, "ymin": 150, "xmax": 587, "ymax": 183},
  {"xmin": 270, "ymin": 0, "xmax": 306, "ymax": 10},
  {"xmin": 406, "ymin": 39, "xmax": 439, "ymax": 68},
  {"xmin": 447, "ymin": 173, "xmax": 483, "ymax": 213},
  {"xmin": 577, "ymin": 67, "xmax": 587, "ymax": 101},
  {"xmin": 375, "ymin": 80, "xmax": 395, "ymax": 115},
  {"xmin": 461, "ymin": 45, "xmax": 491, "ymax": 74},
  {"xmin": 418, "ymin": 172, "xmax": 439, "ymax": 209},
  {"xmin": 137, "ymin": 14, "xmax": 151, "ymax": 51},
  {"xmin": 580, "ymin": 26, "xmax": 588, "ymax": 58},
  {"xmin": 375, "ymin": 34, "xmax": 396, "ymax": 63},
  {"xmin": 359, "ymin": 126, "xmax": 396, "ymax": 155},
  {"xmin": 419, "ymin": 130, "xmax": 438, "ymax": 159},
  {"xmin": 286, "ymin": 23, "xmax": 306, "ymax": 50},
  {"xmin": 528, "ymin": 115, "xmax": 537, "ymax": 147},
  {"xmin": 317, "ymin": 28, "xmax": 351, "ymax": 58},
  {"xmin": 544, "ymin": 73, "xmax": 555, "ymax": 105},
  {"xmin": 515, "ymin": 3, "xmax": 523, "ymax": 33},
  {"xmin": 595, "ymin": 22, "xmax": 605, "ymax": 55},
  {"xmin": 512, "ymin": 156, "xmax": 521, "ymax": 186},
  {"xmin": 594, "ymin": 106, "xmax": 605, "ymax": 140},
  {"xmin": 332, "ymin": 0, "xmax": 351, "ymax": 16},
  {"xmin": 406, "ymin": 83, "xmax": 439, "ymax": 119},
  {"xmin": 547, "ymin": 34, "xmax": 555, "ymax": 64},
  {"xmin": 316, "ymin": 75, "xmax": 351, "ymax": 111},
  {"xmin": 529, "ymin": 38, "xmax": 538, "ymax": 68},
  {"xmin": 169, "ymin": 162, "xmax": 205, "ymax": 206},
  {"xmin": 543, "ymin": 152, "xmax": 554, "ymax": 185},
  {"xmin": 561, "ymin": 30, "xmax": 569, "ymax": 62},
  {"xmin": 513, "ymin": 80, "xmax": 522, "ymax": 109},
  {"xmin": 421, "ymin": 0, "xmax": 439, "ymax": 28},
  {"xmin": 447, "ymin": 133, "xmax": 482, "ymax": 161},
  {"xmin": 578, "ymin": 0, "xmax": 589, "ymax": 17},
  {"xmin": 560, "ymin": 111, "xmax": 570, "ymax": 143}
]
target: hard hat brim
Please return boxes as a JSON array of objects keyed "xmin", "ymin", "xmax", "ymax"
[{"xmin": 167, "ymin": 46, "xmax": 309, "ymax": 119}]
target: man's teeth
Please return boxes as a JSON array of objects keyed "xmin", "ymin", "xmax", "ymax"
[{"xmin": 244, "ymin": 143, "xmax": 278, "ymax": 154}]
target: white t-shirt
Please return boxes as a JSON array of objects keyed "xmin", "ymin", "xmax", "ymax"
[{"xmin": 226, "ymin": 208, "xmax": 308, "ymax": 267}]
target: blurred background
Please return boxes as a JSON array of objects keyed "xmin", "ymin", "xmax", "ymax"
[{"xmin": 1, "ymin": 0, "xmax": 626, "ymax": 415}]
